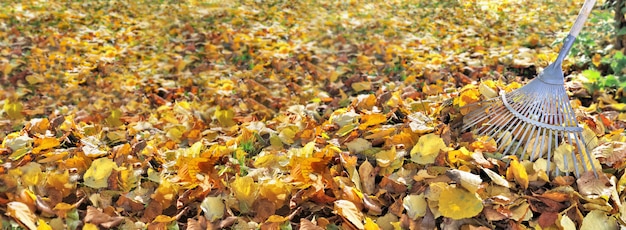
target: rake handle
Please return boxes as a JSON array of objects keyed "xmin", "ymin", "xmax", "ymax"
[
  {"xmin": 552, "ymin": 0, "xmax": 597, "ymax": 68},
  {"xmin": 568, "ymin": 0, "xmax": 597, "ymax": 37}
]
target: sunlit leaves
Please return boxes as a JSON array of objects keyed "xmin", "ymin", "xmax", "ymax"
[
  {"xmin": 403, "ymin": 194, "xmax": 427, "ymax": 220},
  {"xmin": 410, "ymin": 133, "xmax": 448, "ymax": 165},
  {"xmin": 506, "ymin": 156, "xmax": 529, "ymax": 189},
  {"xmin": 83, "ymin": 158, "xmax": 117, "ymax": 189},
  {"xmin": 32, "ymin": 137, "xmax": 60, "ymax": 154},
  {"xmin": 581, "ymin": 210, "xmax": 618, "ymax": 230},
  {"xmin": 201, "ymin": 196, "xmax": 225, "ymax": 222},
  {"xmin": 438, "ymin": 185, "xmax": 484, "ymax": 220},
  {"xmin": 231, "ymin": 175, "xmax": 259, "ymax": 213},
  {"xmin": 2, "ymin": 99, "xmax": 24, "ymax": 120},
  {"xmin": 0, "ymin": 0, "xmax": 618, "ymax": 228},
  {"xmin": 214, "ymin": 106, "xmax": 236, "ymax": 127},
  {"xmin": 334, "ymin": 200, "xmax": 365, "ymax": 229},
  {"xmin": 7, "ymin": 202, "xmax": 37, "ymax": 230},
  {"xmin": 455, "ymin": 86, "xmax": 480, "ymax": 107}
]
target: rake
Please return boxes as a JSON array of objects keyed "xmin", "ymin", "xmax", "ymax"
[{"xmin": 462, "ymin": 0, "xmax": 598, "ymax": 177}]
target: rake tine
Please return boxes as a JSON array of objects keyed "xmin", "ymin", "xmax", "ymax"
[
  {"xmin": 504, "ymin": 121, "xmax": 531, "ymax": 156},
  {"xmin": 463, "ymin": 102, "xmax": 507, "ymax": 132},
  {"xmin": 565, "ymin": 132, "xmax": 581, "ymax": 177},
  {"xmin": 517, "ymin": 94, "xmax": 547, "ymax": 159},
  {"xmin": 495, "ymin": 117, "xmax": 524, "ymax": 152},
  {"xmin": 497, "ymin": 110, "xmax": 537, "ymax": 155}
]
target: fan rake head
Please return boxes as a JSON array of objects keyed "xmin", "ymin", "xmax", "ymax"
[
  {"xmin": 461, "ymin": 0, "xmax": 599, "ymax": 178},
  {"xmin": 461, "ymin": 74, "xmax": 598, "ymax": 177}
]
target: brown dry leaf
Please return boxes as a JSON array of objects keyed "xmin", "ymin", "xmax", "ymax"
[
  {"xmin": 85, "ymin": 206, "xmax": 124, "ymax": 228},
  {"xmin": 593, "ymin": 142, "xmax": 626, "ymax": 168},
  {"xmin": 577, "ymin": 171, "xmax": 613, "ymax": 200},
  {"xmin": 300, "ymin": 218, "xmax": 324, "ymax": 230},
  {"xmin": 359, "ymin": 160, "xmax": 376, "ymax": 195}
]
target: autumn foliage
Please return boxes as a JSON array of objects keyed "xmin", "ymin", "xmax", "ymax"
[{"xmin": 1, "ymin": 0, "xmax": 626, "ymax": 229}]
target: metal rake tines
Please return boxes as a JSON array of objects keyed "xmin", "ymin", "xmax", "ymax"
[{"xmin": 462, "ymin": 80, "xmax": 598, "ymax": 177}]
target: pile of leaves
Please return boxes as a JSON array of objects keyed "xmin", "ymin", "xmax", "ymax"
[{"xmin": 1, "ymin": 0, "xmax": 626, "ymax": 229}]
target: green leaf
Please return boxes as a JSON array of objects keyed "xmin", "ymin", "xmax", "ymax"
[
  {"xmin": 582, "ymin": 69, "xmax": 601, "ymax": 82},
  {"xmin": 618, "ymin": 27, "xmax": 626, "ymax": 36},
  {"xmin": 604, "ymin": 75, "xmax": 619, "ymax": 87},
  {"xmin": 615, "ymin": 51, "xmax": 625, "ymax": 60}
]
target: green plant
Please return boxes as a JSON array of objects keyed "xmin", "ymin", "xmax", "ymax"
[
  {"xmin": 565, "ymin": 10, "xmax": 614, "ymax": 65},
  {"xmin": 582, "ymin": 51, "xmax": 626, "ymax": 92}
]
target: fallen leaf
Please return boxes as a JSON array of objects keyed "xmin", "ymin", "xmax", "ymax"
[
  {"xmin": 334, "ymin": 200, "xmax": 365, "ymax": 230},
  {"xmin": 403, "ymin": 194, "xmax": 427, "ymax": 220},
  {"xmin": 446, "ymin": 169, "xmax": 482, "ymax": 194},
  {"xmin": 201, "ymin": 196, "xmax": 225, "ymax": 222},
  {"xmin": 580, "ymin": 210, "xmax": 618, "ymax": 230},
  {"xmin": 83, "ymin": 158, "xmax": 117, "ymax": 189},
  {"xmin": 410, "ymin": 133, "xmax": 448, "ymax": 165},
  {"xmin": 7, "ymin": 201, "xmax": 37, "ymax": 230},
  {"xmin": 506, "ymin": 156, "xmax": 529, "ymax": 189},
  {"xmin": 438, "ymin": 185, "xmax": 483, "ymax": 220}
]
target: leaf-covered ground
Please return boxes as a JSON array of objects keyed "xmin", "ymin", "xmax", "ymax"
[{"xmin": 1, "ymin": 0, "xmax": 625, "ymax": 229}]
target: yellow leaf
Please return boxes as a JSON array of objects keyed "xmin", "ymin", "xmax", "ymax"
[
  {"xmin": 83, "ymin": 158, "xmax": 117, "ymax": 189},
  {"xmin": 448, "ymin": 147, "xmax": 471, "ymax": 164},
  {"xmin": 53, "ymin": 202, "xmax": 76, "ymax": 211},
  {"xmin": 553, "ymin": 144, "xmax": 576, "ymax": 173},
  {"xmin": 376, "ymin": 146, "xmax": 403, "ymax": 175},
  {"xmin": 403, "ymin": 194, "xmax": 427, "ymax": 220},
  {"xmin": 105, "ymin": 109, "xmax": 123, "ymax": 127},
  {"xmin": 352, "ymin": 81, "xmax": 372, "ymax": 92},
  {"xmin": 278, "ymin": 126, "xmax": 298, "ymax": 145},
  {"xmin": 356, "ymin": 94, "xmax": 377, "ymax": 110},
  {"xmin": 410, "ymin": 133, "xmax": 448, "ymax": 165},
  {"xmin": 32, "ymin": 137, "xmax": 60, "ymax": 154},
  {"xmin": 21, "ymin": 162, "xmax": 44, "ymax": 186},
  {"xmin": 83, "ymin": 223, "xmax": 99, "ymax": 230},
  {"xmin": 26, "ymin": 74, "xmax": 45, "ymax": 85},
  {"xmin": 153, "ymin": 179, "xmax": 178, "ymax": 208},
  {"xmin": 457, "ymin": 87, "xmax": 480, "ymax": 107},
  {"xmin": 479, "ymin": 80, "xmax": 498, "ymax": 98},
  {"xmin": 214, "ymin": 106, "xmax": 236, "ymax": 127},
  {"xmin": 438, "ymin": 185, "xmax": 483, "ymax": 220},
  {"xmin": 186, "ymin": 141, "xmax": 203, "ymax": 158},
  {"xmin": 581, "ymin": 210, "xmax": 617, "ymax": 230},
  {"xmin": 259, "ymin": 178, "xmax": 291, "ymax": 207},
  {"xmin": 506, "ymin": 156, "xmax": 529, "ymax": 189},
  {"xmin": 30, "ymin": 118, "xmax": 50, "ymax": 134},
  {"xmin": 153, "ymin": 215, "xmax": 175, "ymax": 223},
  {"xmin": 3, "ymin": 99, "xmax": 23, "ymax": 120},
  {"xmin": 359, "ymin": 114, "xmax": 387, "ymax": 130},
  {"xmin": 37, "ymin": 219, "xmax": 53, "ymax": 230},
  {"xmin": 364, "ymin": 217, "xmax": 380, "ymax": 230},
  {"xmin": 266, "ymin": 215, "xmax": 289, "ymax": 223},
  {"xmin": 376, "ymin": 147, "xmax": 396, "ymax": 167},
  {"xmin": 232, "ymin": 175, "xmax": 258, "ymax": 213},
  {"xmin": 201, "ymin": 196, "xmax": 224, "ymax": 222}
]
